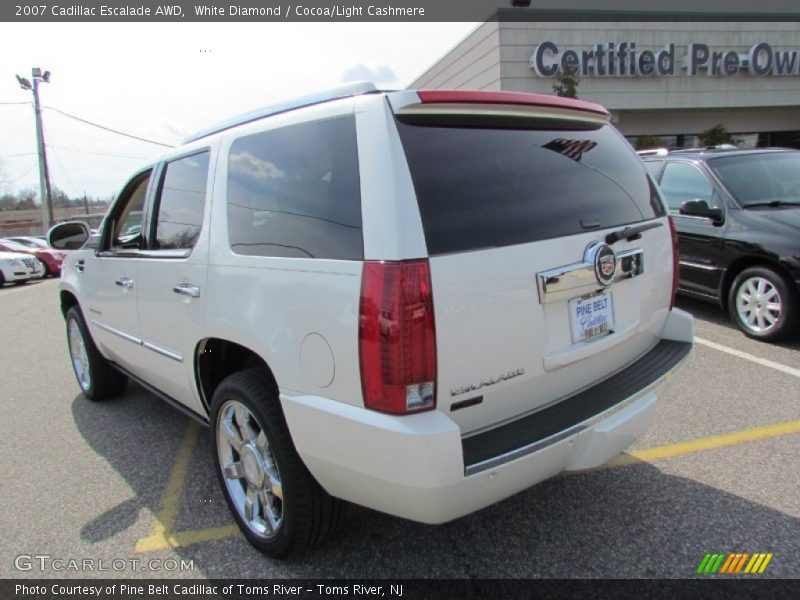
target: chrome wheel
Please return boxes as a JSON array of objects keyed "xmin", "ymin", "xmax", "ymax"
[
  {"xmin": 67, "ymin": 317, "xmax": 91, "ymax": 391},
  {"xmin": 735, "ymin": 276, "xmax": 782, "ymax": 334},
  {"xmin": 216, "ymin": 400, "xmax": 283, "ymax": 538}
]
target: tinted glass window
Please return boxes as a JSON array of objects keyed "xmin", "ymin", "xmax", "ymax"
[
  {"xmin": 396, "ymin": 121, "xmax": 664, "ymax": 255},
  {"xmin": 708, "ymin": 152, "xmax": 800, "ymax": 206},
  {"xmin": 110, "ymin": 172, "xmax": 150, "ymax": 250},
  {"xmin": 659, "ymin": 162, "xmax": 714, "ymax": 213},
  {"xmin": 226, "ymin": 116, "xmax": 362, "ymax": 260},
  {"xmin": 644, "ymin": 160, "xmax": 663, "ymax": 177},
  {"xmin": 154, "ymin": 152, "xmax": 210, "ymax": 250}
]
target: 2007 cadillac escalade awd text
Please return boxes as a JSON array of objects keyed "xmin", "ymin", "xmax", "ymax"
[{"xmin": 50, "ymin": 84, "xmax": 693, "ymax": 558}]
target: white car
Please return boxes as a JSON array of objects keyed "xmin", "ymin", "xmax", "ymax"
[
  {"xmin": 1, "ymin": 236, "xmax": 50, "ymax": 249},
  {"xmin": 0, "ymin": 250, "xmax": 44, "ymax": 286},
  {"xmin": 50, "ymin": 84, "xmax": 693, "ymax": 558}
]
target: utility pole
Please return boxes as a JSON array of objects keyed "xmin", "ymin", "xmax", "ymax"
[{"xmin": 16, "ymin": 68, "xmax": 54, "ymax": 233}]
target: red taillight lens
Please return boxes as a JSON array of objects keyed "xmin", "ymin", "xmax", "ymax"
[
  {"xmin": 359, "ymin": 260, "xmax": 437, "ymax": 414},
  {"xmin": 668, "ymin": 216, "xmax": 680, "ymax": 310}
]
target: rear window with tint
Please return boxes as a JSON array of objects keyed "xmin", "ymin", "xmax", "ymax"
[{"xmin": 396, "ymin": 121, "xmax": 665, "ymax": 255}]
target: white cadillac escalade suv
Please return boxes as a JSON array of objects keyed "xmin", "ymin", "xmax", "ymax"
[{"xmin": 50, "ymin": 83, "xmax": 693, "ymax": 558}]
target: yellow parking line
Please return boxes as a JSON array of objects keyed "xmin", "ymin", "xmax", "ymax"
[
  {"xmin": 134, "ymin": 421, "xmax": 200, "ymax": 552},
  {"xmin": 134, "ymin": 418, "xmax": 800, "ymax": 553},
  {"xmin": 609, "ymin": 419, "xmax": 800, "ymax": 466}
]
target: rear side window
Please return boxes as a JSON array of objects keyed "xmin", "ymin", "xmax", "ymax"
[
  {"xmin": 153, "ymin": 151, "xmax": 210, "ymax": 250},
  {"xmin": 226, "ymin": 115, "xmax": 362, "ymax": 260},
  {"xmin": 396, "ymin": 121, "xmax": 665, "ymax": 255}
]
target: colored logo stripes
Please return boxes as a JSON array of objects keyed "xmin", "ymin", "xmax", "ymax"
[{"xmin": 697, "ymin": 552, "xmax": 773, "ymax": 574}]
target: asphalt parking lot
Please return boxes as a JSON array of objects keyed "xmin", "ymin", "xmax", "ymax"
[{"xmin": 1, "ymin": 278, "xmax": 798, "ymax": 579}]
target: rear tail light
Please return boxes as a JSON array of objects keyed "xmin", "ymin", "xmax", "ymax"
[
  {"xmin": 359, "ymin": 260, "xmax": 437, "ymax": 414},
  {"xmin": 668, "ymin": 216, "xmax": 680, "ymax": 310}
]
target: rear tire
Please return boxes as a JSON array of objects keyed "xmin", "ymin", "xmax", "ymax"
[
  {"xmin": 728, "ymin": 266, "xmax": 799, "ymax": 342},
  {"xmin": 210, "ymin": 368, "xmax": 340, "ymax": 558},
  {"xmin": 66, "ymin": 306, "xmax": 128, "ymax": 400}
]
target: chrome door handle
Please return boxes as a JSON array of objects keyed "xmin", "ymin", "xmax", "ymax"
[
  {"xmin": 173, "ymin": 283, "xmax": 201, "ymax": 298},
  {"xmin": 115, "ymin": 277, "xmax": 134, "ymax": 288},
  {"xmin": 76, "ymin": 260, "xmax": 85, "ymax": 273}
]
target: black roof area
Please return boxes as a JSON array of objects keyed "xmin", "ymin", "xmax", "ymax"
[{"xmin": 182, "ymin": 82, "xmax": 380, "ymax": 145}]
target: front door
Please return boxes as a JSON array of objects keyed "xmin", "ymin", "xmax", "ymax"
[{"xmin": 84, "ymin": 170, "xmax": 151, "ymax": 373}]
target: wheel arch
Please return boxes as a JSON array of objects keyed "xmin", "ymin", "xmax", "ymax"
[
  {"xmin": 718, "ymin": 256, "xmax": 796, "ymax": 310},
  {"xmin": 195, "ymin": 338, "xmax": 279, "ymax": 415},
  {"xmin": 60, "ymin": 289, "xmax": 80, "ymax": 319}
]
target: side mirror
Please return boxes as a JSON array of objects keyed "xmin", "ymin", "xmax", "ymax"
[
  {"xmin": 48, "ymin": 221, "xmax": 90, "ymax": 250},
  {"xmin": 679, "ymin": 199, "xmax": 724, "ymax": 225}
]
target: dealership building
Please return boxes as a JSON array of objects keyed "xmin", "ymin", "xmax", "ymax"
[{"xmin": 409, "ymin": 15, "xmax": 800, "ymax": 148}]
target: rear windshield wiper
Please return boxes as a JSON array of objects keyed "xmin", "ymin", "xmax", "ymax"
[
  {"xmin": 605, "ymin": 221, "xmax": 663, "ymax": 245},
  {"xmin": 743, "ymin": 200, "xmax": 800, "ymax": 208}
]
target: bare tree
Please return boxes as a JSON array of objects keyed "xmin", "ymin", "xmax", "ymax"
[{"xmin": 0, "ymin": 159, "xmax": 10, "ymax": 195}]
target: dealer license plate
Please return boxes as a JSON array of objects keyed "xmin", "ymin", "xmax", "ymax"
[{"xmin": 569, "ymin": 291, "xmax": 614, "ymax": 344}]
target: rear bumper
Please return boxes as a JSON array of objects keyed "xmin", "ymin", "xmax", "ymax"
[{"xmin": 282, "ymin": 309, "xmax": 693, "ymax": 524}]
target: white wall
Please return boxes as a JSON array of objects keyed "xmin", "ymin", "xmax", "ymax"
[{"xmin": 409, "ymin": 21, "xmax": 502, "ymax": 91}]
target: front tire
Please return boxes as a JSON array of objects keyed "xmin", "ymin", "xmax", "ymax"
[
  {"xmin": 210, "ymin": 368, "xmax": 340, "ymax": 558},
  {"xmin": 728, "ymin": 266, "xmax": 799, "ymax": 342},
  {"xmin": 65, "ymin": 306, "xmax": 128, "ymax": 400}
]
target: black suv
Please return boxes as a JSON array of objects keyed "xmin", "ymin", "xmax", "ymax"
[{"xmin": 643, "ymin": 148, "xmax": 800, "ymax": 341}]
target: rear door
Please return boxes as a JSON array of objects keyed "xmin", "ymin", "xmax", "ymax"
[
  {"xmin": 657, "ymin": 160, "xmax": 727, "ymax": 298},
  {"xmin": 135, "ymin": 148, "xmax": 214, "ymax": 414},
  {"xmin": 394, "ymin": 109, "xmax": 673, "ymax": 433}
]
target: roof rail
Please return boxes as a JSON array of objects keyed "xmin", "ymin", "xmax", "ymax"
[
  {"xmin": 636, "ymin": 147, "xmax": 669, "ymax": 157},
  {"xmin": 672, "ymin": 144, "xmax": 739, "ymax": 153},
  {"xmin": 182, "ymin": 82, "xmax": 379, "ymax": 145}
]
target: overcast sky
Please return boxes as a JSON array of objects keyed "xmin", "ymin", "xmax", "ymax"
[{"xmin": 0, "ymin": 22, "xmax": 477, "ymax": 199}]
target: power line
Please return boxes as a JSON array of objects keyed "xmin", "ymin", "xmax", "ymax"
[
  {"xmin": 0, "ymin": 101, "xmax": 31, "ymax": 105},
  {"xmin": 48, "ymin": 144, "xmax": 151, "ymax": 160},
  {"xmin": 45, "ymin": 138, "xmax": 80, "ymax": 196},
  {"xmin": 2, "ymin": 152, "xmax": 38, "ymax": 158},
  {"xmin": 45, "ymin": 106, "xmax": 176, "ymax": 148},
  {"xmin": 5, "ymin": 161, "xmax": 37, "ymax": 186},
  {"xmin": 0, "ymin": 113, "xmax": 34, "ymax": 150}
]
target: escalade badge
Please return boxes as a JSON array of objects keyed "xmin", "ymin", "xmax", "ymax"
[
  {"xmin": 450, "ymin": 368, "xmax": 525, "ymax": 397},
  {"xmin": 586, "ymin": 242, "xmax": 616, "ymax": 286}
]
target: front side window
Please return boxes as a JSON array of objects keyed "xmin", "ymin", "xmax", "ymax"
[
  {"xmin": 708, "ymin": 152, "xmax": 800, "ymax": 206},
  {"xmin": 226, "ymin": 115, "xmax": 362, "ymax": 260},
  {"xmin": 109, "ymin": 171, "xmax": 150, "ymax": 250},
  {"xmin": 153, "ymin": 151, "xmax": 210, "ymax": 250},
  {"xmin": 659, "ymin": 162, "xmax": 714, "ymax": 213}
]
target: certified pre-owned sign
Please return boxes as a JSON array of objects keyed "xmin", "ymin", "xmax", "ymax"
[{"xmin": 530, "ymin": 41, "xmax": 799, "ymax": 78}]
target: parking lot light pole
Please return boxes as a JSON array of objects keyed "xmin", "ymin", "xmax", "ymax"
[{"xmin": 16, "ymin": 68, "xmax": 54, "ymax": 233}]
